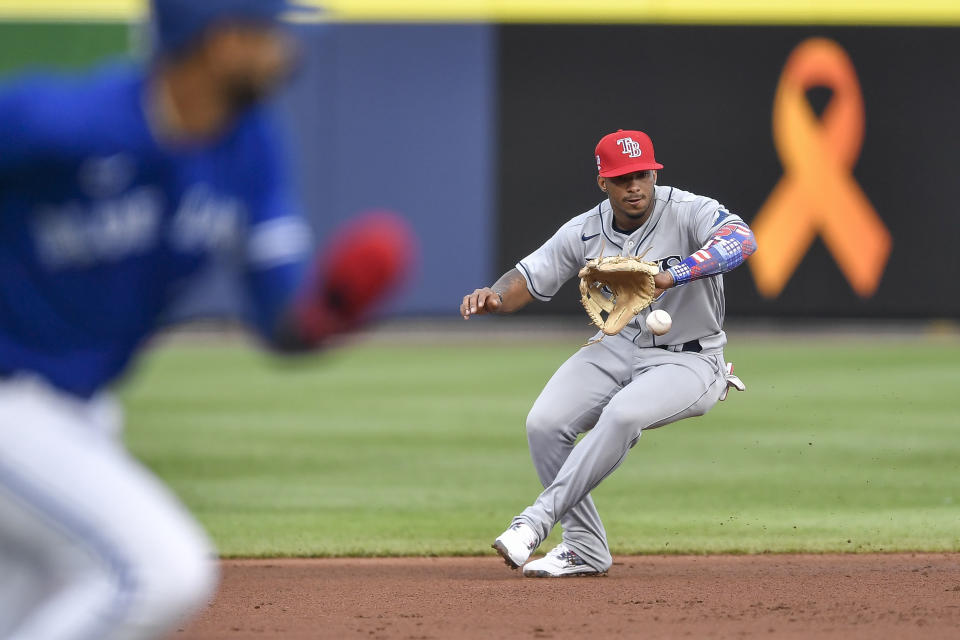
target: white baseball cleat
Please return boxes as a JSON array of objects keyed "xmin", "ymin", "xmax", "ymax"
[
  {"xmin": 522, "ymin": 543, "xmax": 606, "ymax": 578},
  {"xmin": 492, "ymin": 522, "xmax": 539, "ymax": 569},
  {"xmin": 719, "ymin": 362, "xmax": 746, "ymax": 401}
]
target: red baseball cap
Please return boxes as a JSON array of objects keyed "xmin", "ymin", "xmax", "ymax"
[{"xmin": 595, "ymin": 129, "xmax": 663, "ymax": 177}]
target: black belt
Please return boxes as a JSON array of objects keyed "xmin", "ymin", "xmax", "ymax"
[{"xmin": 657, "ymin": 339, "xmax": 702, "ymax": 353}]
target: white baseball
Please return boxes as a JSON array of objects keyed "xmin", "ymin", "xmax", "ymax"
[{"xmin": 645, "ymin": 309, "xmax": 672, "ymax": 336}]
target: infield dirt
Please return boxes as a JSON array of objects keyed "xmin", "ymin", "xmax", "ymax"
[{"xmin": 174, "ymin": 553, "xmax": 960, "ymax": 639}]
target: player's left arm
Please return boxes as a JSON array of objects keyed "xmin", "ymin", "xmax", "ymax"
[
  {"xmin": 657, "ymin": 207, "xmax": 758, "ymax": 290},
  {"xmin": 242, "ymin": 118, "xmax": 413, "ymax": 351}
]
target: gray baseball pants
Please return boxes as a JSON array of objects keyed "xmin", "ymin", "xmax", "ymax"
[{"xmin": 514, "ymin": 333, "xmax": 727, "ymax": 571}]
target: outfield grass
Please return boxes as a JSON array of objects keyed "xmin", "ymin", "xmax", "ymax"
[{"xmin": 121, "ymin": 333, "xmax": 960, "ymax": 557}]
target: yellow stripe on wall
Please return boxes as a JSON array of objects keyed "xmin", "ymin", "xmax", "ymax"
[
  {"xmin": 2, "ymin": 0, "xmax": 960, "ymax": 25},
  {"xmin": 320, "ymin": 0, "xmax": 960, "ymax": 25},
  {"xmin": 0, "ymin": 0, "xmax": 140, "ymax": 21}
]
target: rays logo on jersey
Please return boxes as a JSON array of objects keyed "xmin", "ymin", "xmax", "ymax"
[{"xmin": 616, "ymin": 137, "xmax": 643, "ymax": 158}]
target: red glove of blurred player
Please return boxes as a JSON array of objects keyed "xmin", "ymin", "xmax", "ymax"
[{"xmin": 294, "ymin": 210, "xmax": 416, "ymax": 345}]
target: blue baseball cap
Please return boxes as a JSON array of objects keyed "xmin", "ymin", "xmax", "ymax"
[{"xmin": 151, "ymin": 0, "xmax": 319, "ymax": 55}]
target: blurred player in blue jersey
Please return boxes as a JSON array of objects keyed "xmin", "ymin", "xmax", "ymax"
[{"xmin": 0, "ymin": 1, "xmax": 414, "ymax": 638}]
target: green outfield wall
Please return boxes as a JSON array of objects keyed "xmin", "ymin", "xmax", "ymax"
[{"xmin": 0, "ymin": 23, "xmax": 127, "ymax": 73}]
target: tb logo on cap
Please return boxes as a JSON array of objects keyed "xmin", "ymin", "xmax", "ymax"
[
  {"xmin": 595, "ymin": 129, "xmax": 663, "ymax": 177},
  {"xmin": 616, "ymin": 137, "xmax": 643, "ymax": 158}
]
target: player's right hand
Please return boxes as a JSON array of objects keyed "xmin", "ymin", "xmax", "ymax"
[{"xmin": 460, "ymin": 287, "xmax": 502, "ymax": 319}]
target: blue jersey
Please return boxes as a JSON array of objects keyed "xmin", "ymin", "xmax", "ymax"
[{"xmin": 0, "ymin": 64, "xmax": 311, "ymax": 397}]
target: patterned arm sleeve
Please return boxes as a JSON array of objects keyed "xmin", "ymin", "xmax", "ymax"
[{"xmin": 666, "ymin": 222, "xmax": 757, "ymax": 286}]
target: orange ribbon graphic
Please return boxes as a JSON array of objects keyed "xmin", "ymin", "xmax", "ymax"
[{"xmin": 750, "ymin": 38, "xmax": 891, "ymax": 298}]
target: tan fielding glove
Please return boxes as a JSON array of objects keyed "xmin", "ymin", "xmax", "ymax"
[{"xmin": 578, "ymin": 256, "xmax": 660, "ymax": 336}]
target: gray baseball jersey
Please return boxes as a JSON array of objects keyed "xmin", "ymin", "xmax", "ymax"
[{"xmin": 517, "ymin": 185, "xmax": 742, "ymax": 353}]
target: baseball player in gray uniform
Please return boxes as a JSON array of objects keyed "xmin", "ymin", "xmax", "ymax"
[{"xmin": 460, "ymin": 129, "xmax": 757, "ymax": 577}]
